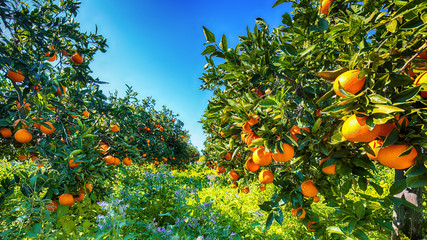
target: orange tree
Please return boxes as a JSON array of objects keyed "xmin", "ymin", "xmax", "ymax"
[
  {"xmin": 200, "ymin": 0, "xmax": 426, "ymax": 239},
  {"xmin": 0, "ymin": 0, "xmax": 198, "ymax": 235}
]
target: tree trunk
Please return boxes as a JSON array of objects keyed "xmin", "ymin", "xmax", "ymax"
[{"xmin": 392, "ymin": 169, "xmax": 424, "ymax": 239}]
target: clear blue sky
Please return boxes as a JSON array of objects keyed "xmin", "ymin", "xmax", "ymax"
[{"xmin": 76, "ymin": 0, "xmax": 291, "ymax": 151}]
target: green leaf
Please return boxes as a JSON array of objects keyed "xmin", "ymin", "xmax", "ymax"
[
  {"xmin": 300, "ymin": 45, "xmax": 316, "ymax": 57},
  {"xmin": 318, "ymin": 17, "xmax": 329, "ymax": 32},
  {"xmin": 281, "ymin": 13, "xmax": 293, "ymax": 26},
  {"xmin": 397, "ymin": 145, "xmax": 414, "ymax": 157},
  {"xmin": 259, "ymin": 203, "xmax": 273, "ymax": 212},
  {"xmin": 368, "ymin": 94, "xmax": 391, "ymax": 104},
  {"xmin": 400, "ymin": 16, "xmax": 424, "ymax": 29},
  {"xmin": 386, "ymin": 20, "xmax": 398, "ymax": 32},
  {"xmin": 259, "ymin": 99, "xmax": 276, "ymax": 107},
  {"xmin": 369, "ymin": 181, "xmax": 384, "ymax": 196},
  {"xmin": 389, "ymin": 179, "xmax": 407, "ymax": 195},
  {"xmin": 202, "ymin": 45, "xmax": 216, "ymax": 55},
  {"xmin": 220, "ymin": 34, "xmax": 228, "ymax": 51},
  {"xmin": 202, "ymin": 26, "xmax": 215, "ymax": 43},
  {"xmin": 371, "ymin": 104, "xmax": 404, "ymax": 114},
  {"xmin": 352, "ymin": 229, "xmax": 369, "ymax": 240},
  {"xmin": 316, "ymin": 90, "xmax": 335, "ymax": 105},
  {"xmin": 274, "ymin": 208, "xmax": 284, "ymax": 225},
  {"xmin": 354, "ymin": 202, "xmax": 366, "ymax": 219},
  {"xmin": 382, "ymin": 128, "xmax": 399, "ymax": 148},
  {"xmin": 265, "ymin": 212, "xmax": 274, "ymax": 230},
  {"xmin": 374, "ymin": 219, "xmax": 394, "ymax": 232},
  {"xmin": 388, "ymin": 196, "xmax": 421, "ymax": 212},
  {"xmin": 391, "ymin": 86, "xmax": 421, "ymax": 103},
  {"xmin": 272, "ymin": 0, "xmax": 290, "ymax": 8},
  {"xmin": 30, "ymin": 175, "xmax": 37, "ymax": 186},
  {"xmin": 281, "ymin": 43, "xmax": 298, "ymax": 56},
  {"xmin": 406, "ymin": 172, "xmax": 427, "ymax": 188},
  {"xmin": 326, "ymin": 226, "xmax": 345, "ymax": 235}
]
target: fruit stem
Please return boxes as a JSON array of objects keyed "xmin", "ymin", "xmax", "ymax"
[{"xmin": 397, "ymin": 44, "xmax": 427, "ymax": 74}]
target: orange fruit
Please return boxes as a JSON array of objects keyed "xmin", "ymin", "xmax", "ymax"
[
  {"xmin": 59, "ymin": 193, "xmax": 75, "ymax": 206},
  {"xmin": 56, "ymin": 85, "xmax": 67, "ymax": 95},
  {"xmin": 13, "ymin": 119, "xmax": 29, "ymax": 129},
  {"xmin": 341, "ymin": 115, "xmax": 381, "ymax": 142},
  {"xmin": 414, "ymin": 71, "xmax": 427, "ymax": 98},
  {"xmin": 307, "ymin": 221, "xmax": 316, "ymax": 232},
  {"xmin": 104, "ymin": 155, "xmax": 115, "ymax": 165},
  {"xmin": 154, "ymin": 160, "xmax": 159, "ymax": 165},
  {"xmin": 291, "ymin": 206, "xmax": 306, "ymax": 219},
  {"xmin": 272, "ymin": 143, "xmax": 294, "ymax": 162},
  {"xmin": 82, "ymin": 110, "xmax": 90, "ymax": 117},
  {"xmin": 253, "ymin": 148, "xmax": 272, "ymax": 166},
  {"xmin": 216, "ymin": 166, "xmax": 225, "ymax": 174},
  {"xmin": 18, "ymin": 154, "xmax": 27, "ymax": 161},
  {"xmin": 290, "ymin": 125, "xmax": 310, "ymax": 142},
  {"xmin": 242, "ymin": 186, "xmax": 250, "ymax": 194},
  {"xmin": 366, "ymin": 140, "xmax": 383, "ymax": 160},
  {"xmin": 7, "ymin": 69, "xmax": 25, "ymax": 82},
  {"xmin": 231, "ymin": 183, "xmax": 238, "ymax": 188},
  {"xmin": 14, "ymin": 129, "xmax": 32, "ymax": 143},
  {"xmin": 319, "ymin": 156, "xmax": 336, "ymax": 175},
  {"xmin": 69, "ymin": 159, "xmax": 81, "ymax": 168},
  {"xmin": 378, "ymin": 114, "xmax": 409, "ymax": 137},
  {"xmin": 260, "ymin": 185, "xmax": 266, "ymax": 191},
  {"xmin": 0, "ymin": 128, "xmax": 12, "ymax": 138},
  {"xmin": 313, "ymin": 196, "xmax": 320, "ymax": 202},
  {"xmin": 16, "ymin": 100, "xmax": 30, "ymax": 111},
  {"xmin": 245, "ymin": 158, "xmax": 260, "ymax": 172},
  {"xmin": 247, "ymin": 114, "xmax": 259, "ymax": 126},
  {"xmin": 319, "ymin": 0, "xmax": 333, "ymax": 14},
  {"xmin": 71, "ymin": 53, "xmax": 83, "ymax": 64},
  {"xmin": 251, "ymin": 88, "xmax": 263, "ymax": 98},
  {"xmin": 223, "ymin": 152, "xmax": 232, "ymax": 160},
  {"xmin": 123, "ymin": 157, "xmax": 132, "ymax": 165},
  {"xmin": 74, "ymin": 192, "xmax": 85, "ymax": 202},
  {"xmin": 44, "ymin": 47, "xmax": 57, "ymax": 62},
  {"xmin": 46, "ymin": 200, "xmax": 58, "ymax": 211},
  {"xmin": 242, "ymin": 122, "xmax": 252, "ymax": 134},
  {"xmin": 85, "ymin": 183, "xmax": 92, "ymax": 193},
  {"xmin": 40, "ymin": 122, "xmax": 55, "ymax": 135},
  {"xmin": 301, "ymin": 180, "xmax": 318, "ymax": 197},
  {"xmin": 259, "ymin": 170, "xmax": 274, "ymax": 184},
  {"xmin": 110, "ymin": 124, "xmax": 119, "ymax": 132},
  {"xmin": 333, "ymin": 70, "xmax": 365, "ymax": 98},
  {"xmin": 113, "ymin": 157, "xmax": 120, "ymax": 165},
  {"xmin": 142, "ymin": 153, "xmax": 147, "ymax": 158},
  {"xmin": 229, "ymin": 170, "xmax": 240, "ymax": 181},
  {"xmin": 376, "ymin": 144, "xmax": 417, "ymax": 169},
  {"xmin": 30, "ymin": 154, "xmax": 37, "ymax": 161}
]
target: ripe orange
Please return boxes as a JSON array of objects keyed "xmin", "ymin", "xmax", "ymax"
[
  {"xmin": 378, "ymin": 114, "xmax": 409, "ymax": 137},
  {"xmin": 245, "ymin": 158, "xmax": 260, "ymax": 172},
  {"xmin": 123, "ymin": 157, "xmax": 132, "ymax": 165},
  {"xmin": 71, "ymin": 53, "xmax": 83, "ymax": 64},
  {"xmin": 301, "ymin": 180, "xmax": 318, "ymax": 197},
  {"xmin": 46, "ymin": 200, "xmax": 58, "ymax": 211},
  {"xmin": 376, "ymin": 144, "xmax": 417, "ymax": 169},
  {"xmin": 216, "ymin": 166, "xmax": 225, "ymax": 174},
  {"xmin": 229, "ymin": 170, "xmax": 240, "ymax": 181},
  {"xmin": 319, "ymin": 156, "xmax": 336, "ymax": 175},
  {"xmin": 14, "ymin": 129, "xmax": 32, "ymax": 143},
  {"xmin": 30, "ymin": 154, "xmax": 38, "ymax": 161},
  {"xmin": 142, "ymin": 153, "xmax": 147, "ymax": 158},
  {"xmin": 13, "ymin": 119, "xmax": 29, "ymax": 129},
  {"xmin": 16, "ymin": 100, "xmax": 30, "ymax": 111},
  {"xmin": 290, "ymin": 125, "xmax": 310, "ymax": 142},
  {"xmin": 69, "ymin": 159, "xmax": 81, "ymax": 168},
  {"xmin": 104, "ymin": 155, "xmax": 115, "ymax": 165},
  {"xmin": 341, "ymin": 115, "xmax": 381, "ymax": 142},
  {"xmin": 307, "ymin": 221, "xmax": 316, "ymax": 232},
  {"xmin": 7, "ymin": 69, "xmax": 25, "ymax": 82},
  {"xmin": 110, "ymin": 124, "xmax": 119, "ymax": 132},
  {"xmin": 18, "ymin": 154, "xmax": 27, "ymax": 161},
  {"xmin": 59, "ymin": 193, "xmax": 75, "ymax": 206},
  {"xmin": 251, "ymin": 88, "xmax": 263, "ymax": 98},
  {"xmin": 291, "ymin": 206, "xmax": 306, "ymax": 219},
  {"xmin": 231, "ymin": 183, "xmax": 238, "ymax": 188},
  {"xmin": 319, "ymin": 0, "xmax": 333, "ymax": 14},
  {"xmin": 259, "ymin": 185, "xmax": 266, "ymax": 191},
  {"xmin": 0, "ymin": 128, "xmax": 12, "ymax": 138},
  {"xmin": 242, "ymin": 122, "xmax": 252, "ymax": 134},
  {"xmin": 56, "ymin": 85, "xmax": 67, "ymax": 95},
  {"xmin": 272, "ymin": 143, "xmax": 294, "ymax": 162},
  {"xmin": 40, "ymin": 122, "xmax": 55, "ymax": 135},
  {"xmin": 414, "ymin": 71, "xmax": 427, "ymax": 98},
  {"xmin": 82, "ymin": 110, "xmax": 90, "ymax": 117},
  {"xmin": 333, "ymin": 70, "xmax": 366, "ymax": 98},
  {"xmin": 242, "ymin": 186, "xmax": 250, "ymax": 194},
  {"xmin": 366, "ymin": 140, "xmax": 383, "ymax": 160},
  {"xmin": 247, "ymin": 114, "xmax": 259, "ymax": 126},
  {"xmin": 85, "ymin": 183, "xmax": 92, "ymax": 193},
  {"xmin": 113, "ymin": 157, "xmax": 120, "ymax": 165},
  {"xmin": 313, "ymin": 196, "xmax": 320, "ymax": 202},
  {"xmin": 253, "ymin": 148, "xmax": 272, "ymax": 166},
  {"xmin": 74, "ymin": 192, "xmax": 85, "ymax": 202},
  {"xmin": 223, "ymin": 152, "xmax": 232, "ymax": 160},
  {"xmin": 44, "ymin": 47, "xmax": 57, "ymax": 62},
  {"xmin": 258, "ymin": 170, "xmax": 274, "ymax": 184}
]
